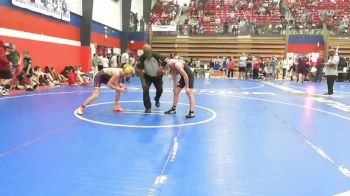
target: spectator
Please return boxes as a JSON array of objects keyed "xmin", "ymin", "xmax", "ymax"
[
  {"xmin": 253, "ymin": 56, "xmax": 261, "ymax": 80},
  {"xmin": 246, "ymin": 54, "xmax": 253, "ymax": 79},
  {"xmin": 110, "ymin": 53, "xmax": 117, "ymax": 68},
  {"xmin": 34, "ymin": 66, "xmax": 52, "ymax": 86},
  {"xmin": 102, "ymin": 55, "xmax": 109, "ymax": 69},
  {"xmin": 215, "ymin": 17, "xmax": 221, "ymax": 26},
  {"xmin": 270, "ymin": 56, "xmax": 278, "ymax": 79},
  {"xmin": 238, "ymin": 53, "xmax": 247, "ymax": 79},
  {"xmin": 140, "ymin": 16, "xmax": 145, "ymax": 32},
  {"xmin": 97, "ymin": 53, "xmax": 104, "ymax": 71},
  {"xmin": 282, "ymin": 57, "xmax": 293, "ymax": 79},
  {"xmin": 314, "ymin": 54, "xmax": 325, "ymax": 82},
  {"xmin": 22, "ymin": 50, "xmax": 37, "ymax": 91},
  {"xmin": 223, "ymin": 20, "xmax": 229, "ymax": 34},
  {"xmin": 324, "ymin": 49, "xmax": 339, "ymax": 95},
  {"xmin": 134, "ymin": 14, "xmax": 139, "ymax": 32},
  {"xmin": 92, "ymin": 53, "xmax": 98, "ymax": 72},
  {"xmin": 45, "ymin": 66, "xmax": 67, "ymax": 82},
  {"xmin": 296, "ymin": 54, "xmax": 309, "ymax": 83},
  {"xmin": 7, "ymin": 43, "xmax": 21, "ymax": 89},
  {"xmin": 121, "ymin": 49, "xmax": 130, "ymax": 67},
  {"xmin": 0, "ymin": 40, "xmax": 12, "ymax": 95},
  {"xmin": 228, "ymin": 58, "xmax": 235, "ymax": 79}
]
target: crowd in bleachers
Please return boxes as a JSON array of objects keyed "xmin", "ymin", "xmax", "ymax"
[
  {"xmin": 179, "ymin": 0, "xmax": 285, "ymax": 35},
  {"xmin": 286, "ymin": 0, "xmax": 350, "ymax": 35},
  {"xmin": 147, "ymin": 0, "xmax": 350, "ymax": 36},
  {"xmin": 149, "ymin": 0, "xmax": 180, "ymax": 25}
]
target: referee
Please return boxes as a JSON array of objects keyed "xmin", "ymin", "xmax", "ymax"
[{"xmin": 137, "ymin": 45, "xmax": 167, "ymax": 113}]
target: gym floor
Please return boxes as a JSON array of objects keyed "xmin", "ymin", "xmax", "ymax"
[{"xmin": 1, "ymin": 77, "xmax": 350, "ymax": 196}]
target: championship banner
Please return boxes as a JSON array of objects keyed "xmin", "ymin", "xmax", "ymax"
[
  {"xmin": 152, "ymin": 24, "xmax": 177, "ymax": 32},
  {"xmin": 12, "ymin": 0, "xmax": 71, "ymax": 21}
]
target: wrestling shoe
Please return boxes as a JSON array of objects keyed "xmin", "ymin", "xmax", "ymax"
[
  {"xmin": 113, "ymin": 104, "xmax": 125, "ymax": 112},
  {"xmin": 164, "ymin": 107, "xmax": 176, "ymax": 114},
  {"xmin": 154, "ymin": 97, "xmax": 160, "ymax": 107},
  {"xmin": 185, "ymin": 111, "xmax": 195, "ymax": 118},
  {"xmin": 75, "ymin": 106, "xmax": 84, "ymax": 115},
  {"xmin": 145, "ymin": 108, "xmax": 151, "ymax": 113}
]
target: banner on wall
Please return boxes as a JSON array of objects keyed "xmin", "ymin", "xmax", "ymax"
[
  {"xmin": 12, "ymin": 0, "xmax": 71, "ymax": 21},
  {"xmin": 151, "ymin": 24, "xmax": 177, "ymax": 31}
]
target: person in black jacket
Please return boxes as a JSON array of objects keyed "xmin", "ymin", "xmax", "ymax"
[{"xmin": 136, "ymin": 44, "xmax": 167, "ymax": 113}]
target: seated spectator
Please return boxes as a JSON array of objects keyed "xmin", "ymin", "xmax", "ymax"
[{"xmin": 45, "ymin": 66, "xmax": 67, "ymax": 82}]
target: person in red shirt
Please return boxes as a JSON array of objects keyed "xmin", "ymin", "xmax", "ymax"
[
  {"xmin": 227, "ymin": 58, "xmax": 235, "ymax": 78},
  {"xmin": 314, "ymin": 54, "xmax": 325, "ymax": 82},
  {"xmin": 253, "ymin": 56, "xmax": 261, "ymax": 80},
  {"xmin": 0, "ymin": 40, "xmax": 12, "ymax": 95},
  {"xmin": 67, "ymin": 66, "xmax": 77, "ymax": 86},
  {"xmin": 297, "ymin": 54, "xmax": 309, "ymax": 83}
]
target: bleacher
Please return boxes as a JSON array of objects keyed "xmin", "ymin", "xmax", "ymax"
[
  {"xmin": 328, "ymin": 36, "xmax": 350, "ymax": 59},
  {"xmin": 188, "ymin": 0, "xmax": 282, "ymax": 34},
  {"xmin": 151, "ymin": 35, "xmax": 286, "ymax": 63}
]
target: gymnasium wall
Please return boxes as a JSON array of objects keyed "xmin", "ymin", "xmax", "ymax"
[
  {"xmin": 0, "ymin": 0, "xmax": 121, "ymax": 72},
  {"xmin": 128, "ymin": 33, "xmax": 149, "ymax": 51}
]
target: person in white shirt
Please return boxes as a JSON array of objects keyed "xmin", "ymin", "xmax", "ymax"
[
  {"xmin": 324, "ymin": 49, "xmax": 339, "ymax": 95},
  {"xmin": 110, "ymin": 53, "xmax": 117, "ymax": 68},
  {"xmin": 102, "ymin": 55, "xmax": 109, "ymax": 68},
  {"xmin": 97, "ymin": 54, "xmax": 104, "ymax": 71},
  {"xmin": 215, "ymin": 17, "xmax": 221, "ymax": 25},
  {"xmin": 238, "ymin": 53, "xmax": 247, "ymax": 79},
  {"xmin": 121, "ymin": 49, "xmax": 130, "ymax": 67},
  {"xmin": 282, "ymin": 57, "xmax": 293, "ymax": 79}
]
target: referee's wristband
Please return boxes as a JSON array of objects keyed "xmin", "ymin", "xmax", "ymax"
[{"xmin": 140, "ymin": 77, "xmax": 145, "ymax": 85}]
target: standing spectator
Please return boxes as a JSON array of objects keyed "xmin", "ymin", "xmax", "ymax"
[
  {"xmin": 0, "ymin": 40, "xmax": 12, "ymax": 95},
  {"xmin": 246, "ymin": 55, "xmax": 253, "ymax": 79},
  {"xmin": 297, "ymin": 54, "xmax": 309, "ymax": 83},
  {"xmin": 253, "ymin": 57, "xmax": 261, "ymax": 79},
  {"xmin": 282, "ymin": 57, "xmax": 293, "ymax": 79},
  {"xmin": 122, "ymin": 50, "xmax": 131, "ymax": 82},
  {"xmin": 110, "ymin": 53, "xmax": 117, "ymax": 68},
  {"xmin": 121, "ymin": 49, "xmax": 130, "ymax": 67},
  {"xmin": 92, "ymin": 53, "xmax": 98, "ymax": 72},
  {"xmin": 215, "ymin": 17, "xmax": 221, "ymax": 26},
  {"xmin": 223, "ymin": 20, "xmax": 229, "ymax": 34},
  {"xmin": 97, "ymin": 53, "xmax": 104, "ymax": 71},
  {"xmin": 140, "ymin": 16, "xmax": 145, "ymax": 32},
  {"xmin": 134, "ymin": 14, "xmax": 139, "ymax": 32},
  {"xmin": 22, "ymin": 50, "xmax": 37, "ymax": 91},
  {"xmin": 7, "ymin": 43, "xmax": 21, "ymax": 89},
  {"xmin": 222, "ymin": 57, "xmax": 229, "ymax": 77},
  {"xmin": 270, "ymin": 56, "xmax": 278, "ymax": 79},
  {"xmin": 324, "ymin": 49, "xmax": 339, "ymax": 95},
  {"xmin": 347, "ymin": 60, "xmax": 350, "ymax": 82},
  {"xmin": 228, "ymin": 58, "xmax": 235, "ymax": 79},
  {"xmin": 238, "ymin": 53, "xmax": 247, "ymax": 79},
  {"xmin": 102, "ymin": 55, "xmax": 109, "ymax": 69},
  {"xmin": 314, "ymin": 54, "xmax": 325, "ymax": 82}
]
